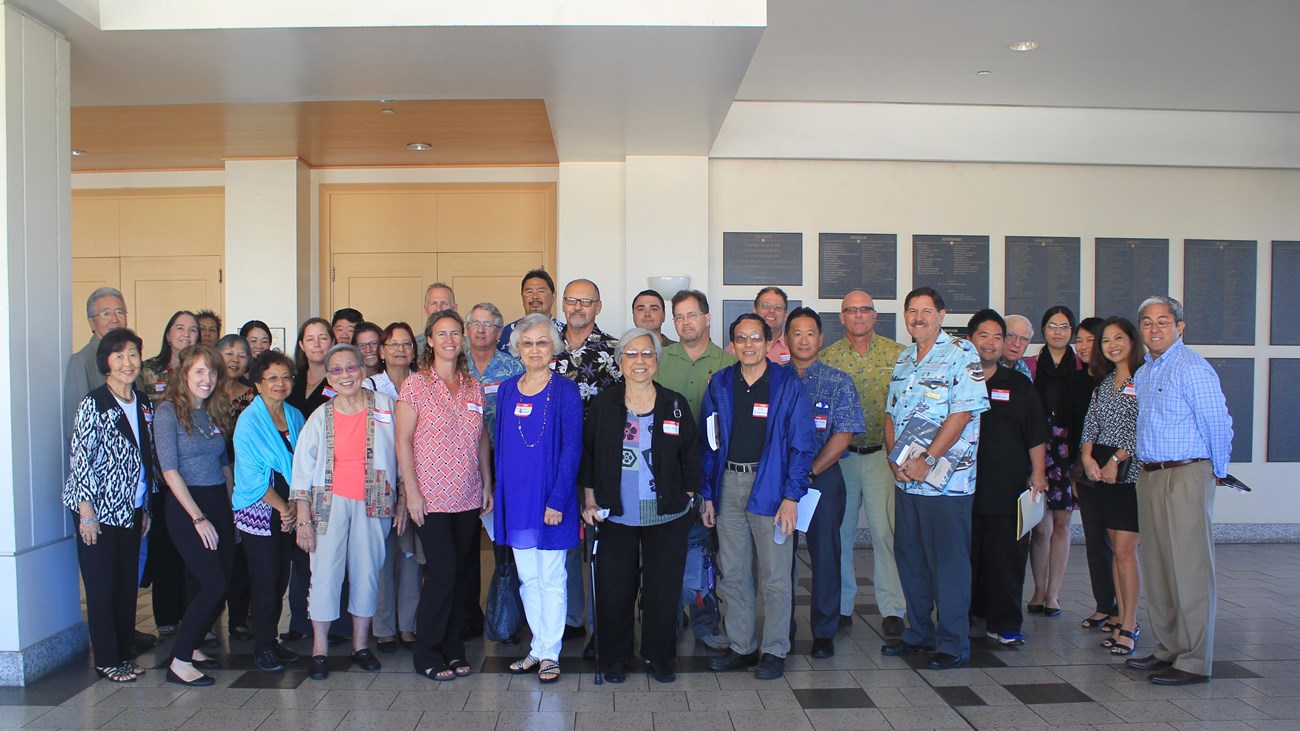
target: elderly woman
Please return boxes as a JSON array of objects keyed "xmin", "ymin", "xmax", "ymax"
[
  {"xmin": 64, "ymin": 328, "xmax": 161, "ymax": 683},
  {"xmin": 218, "ymin": 335, "xmax": 257, "ymax": 419},
  {"xmin": 580, "ymin": 328, "xmax": 699, "ymax": 684},
  {"xmin": 397, "ymin": 310, "xmax": 493, "ymax": 681},
  {"xmin": 233, "ymin": 351, "xmax": 306, "ymax": 672},
  {"xmin": 365, "ymin": 322, "xmax": 422, "ymax": 653},
  {"xmin": 1079, "ymin": 317, "xmax": 1145, "ymax": 656},
  {"xmin": 495, "ymin": 313, "xmax": 583, "ymax": 684},
  {"xmin": 291, "ymin": 344, "xmax": 398, "ymax": 681},
  {"xmin": 240, "ymin": 320, "xmax": 274, "ymax": 363},
  {"xmin": 353, "ymin": 322, "xmax": 385, "ymax": 378}
]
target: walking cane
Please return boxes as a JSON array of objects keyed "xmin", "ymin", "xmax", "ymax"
[{"xmin": 586, "ymin": 521, "xmax": 603, "ymax": 685}]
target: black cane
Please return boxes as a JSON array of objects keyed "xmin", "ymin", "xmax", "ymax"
[{"xmin": 587, "ymin": 521, "xmax": 602, "ymax": 684}]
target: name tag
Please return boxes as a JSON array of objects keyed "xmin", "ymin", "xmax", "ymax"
[
  {"xmin": 484, "ymin": 382, "xmax": 500, "ymax": 395},
  {"xmin": 753, "ymin": 403, "xmax": 769, "ymax": 418},
  {"xmin": 990, "ymin": 388, "xmax": 1010, "ymax": 402},
  {"xmin": 778, "ymin": 353, "xmax": 791, "ymax": 364},
  {"xmin": 814, "ymin": 415, "xmax": 829, "ymax": 430},
  {"xmin": 322, "ymin": 388, "xmax": 338, "ymax": 399},
  {"xmin": 143, "ymin": 411, "xmax": 153, "ymax": 423},
  {"xmin": 663, "ymin": 420, "xmax": 680, "ymax": 436},
  {"xmin": 1122, "ymin": 384, "xmax": 1137, "ymax": 396},
  {"xmin": 515, "ymin": 403, "xmax": 533, "ymax": 417},
  {"xmin": 373, "ymin": 408, "xmax": 392, "ymax": 424},
  {"xmin": 212, "ymin": 425, "xmax": 222, "ymax": 434},
  {"xmin": 154, "ymin": 382, "xmax": 166, "ymax": 393},
  {"xmin": 467, "ymin": 402, "xmax": 483, "ymax": 414},
  {"xmin": 925, "ymin": 391, "xmax": 941, "ymax": 400}
]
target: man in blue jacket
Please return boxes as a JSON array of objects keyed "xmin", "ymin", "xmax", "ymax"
[{"xmin": 700, "ymin": 313, "xmax": 816, "ymax": 680}]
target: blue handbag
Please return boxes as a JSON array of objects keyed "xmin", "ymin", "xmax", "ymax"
[{"xmin": 484, "ymin": 543, "xmax": 525, "ymax": 642}]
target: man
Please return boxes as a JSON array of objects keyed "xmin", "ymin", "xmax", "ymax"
[
  {"xmin": 819, "ymin": 289, "xmax": 908, "ymax": 636},
  {"xmin": 632, "ymin": 289, "xmax": 675, "ymax": 347},
  {"xmin": 195, "ymin": 310, "xmax": 222, "ymax": 345},
  {"xmin": 415, "ymin": 282, "xmax": 457, "ymax": 353},
  {"xmin": 966, "ymin": 309, "xmax": 1047, "ymax": 647},
  {"xmin": 331, "ymin": 307, "xmax": 364, "ymax": 344},
  {"xmin": 1125, "ymin": 295, "xmax": 1232, "ymax": 686},
  {"xmin": 785, "ymin": 308, "xmax": 864, "ymax": 659},
  {"xmin": 655, "ymin": 289, "xmax": 735, "ymax": 651},
  {"xmin": 700, "ymin": 314, "xmax": 815, "ymax": 680},
  {"xmin": 880, "ymin": 287, "xmax": 988, "ymax": 670},
  {"xmin": 725, "ymin": 287, "xmax": 792, "ymax": 364},
  {"xmin": 497, "ymin": 269, "xmax": 564, "ymax": 354},
  {"xmin": 1002, "ymin": 315, "xmax": 1034, "ymax": 380}
]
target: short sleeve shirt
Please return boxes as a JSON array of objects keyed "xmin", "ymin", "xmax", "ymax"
[
  {"xmin": 655, "ymin": 341, "xmax": 737, "ymax": 417},
  {"xmin": 886, "ymin": 331, "xmax": 990, "ymax": 496},
  {"xmin": 553, "ymin": 325, "xmax": 622, "ymax": 402},
  {"xmin": 469, "ymin": 350, "xmax": 525, "ymax": 442},
  {"xmin": 819, "ymin": 335, "xmax": 906, "ymax": 448},
  {"xmin": 974, "ymin": 367, "xmax": 1047, "ymax": 514},
  {"xmin": 398, "ymin": 370, "xmax": 485, "ymax": 513},
  {"xmin": 790, "ymin": 361, "xmax": 865, "ymax": 454}
]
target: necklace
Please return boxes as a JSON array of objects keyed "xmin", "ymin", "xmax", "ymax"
[
  {"xmin": 193, "ymin": 407, "xmax": 217, "ymax": 439},
  {"xmin": 516, "ymin": 374, "xmax": 553, "ymax": 448}
]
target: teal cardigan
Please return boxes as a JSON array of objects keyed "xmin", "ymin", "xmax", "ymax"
[{"xmin": 232, "ymin": 396, "xmax": 304, "ymax": 511}]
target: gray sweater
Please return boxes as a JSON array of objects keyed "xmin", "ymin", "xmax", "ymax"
[{"xmin": 154, "ymin": 401, "xmax": 229, "ymax": 487}]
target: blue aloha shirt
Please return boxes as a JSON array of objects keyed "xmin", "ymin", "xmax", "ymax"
[
  {"xmin": 886, "ymin": 331, "xmax": 990, "ymax": 496},
  {"xmin": 469, "ymin": 350, "xmax": 525, "ymax": 442},
  {"xmin": 552, "ymin": 324, "xmax": 622, "ymax": 402},
  {"xmin": 789, "ymin": 360, "xmax": 865, "ymax": 455}
]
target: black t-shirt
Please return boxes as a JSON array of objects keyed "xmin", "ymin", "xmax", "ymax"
[
  {"xmin": 727, "ymin": 365, "xmax": 771, "ymax": 464},
  {"xmin": 974, "ymin": 366, "xmax": 1048, "ymax": 515},
  {"xmin": 287, "ymin": 371, "xmax": 332, "ymax": 419}
]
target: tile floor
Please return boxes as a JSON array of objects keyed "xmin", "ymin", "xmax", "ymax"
[{"xmin": 3, "ymin": 542, "xmax": 1299, "ymax": 730}]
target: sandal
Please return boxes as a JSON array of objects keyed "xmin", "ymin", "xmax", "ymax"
[
  {"xmin": 449, "ymin": 659, "xmax": 472, "ymax": 677},
  {"xmin": 95, "ymin": 665, "xmax": 136, "ymax": 683},
  {"xmin": 422, "ymin": 664, "xmax": 456, "ymax": 682},
  {"xmin": 1101, "ymin": 624, "xmax": 1139, "ymax": 649},
  {"xmin": 1100, "ymin": 619, "xmax": 1122, "ymax": 633},
  {"xmin": 121, "ymin": 660, "xmax": 146, "ymax": 676},
  {"xmin": 1110, "ymin": 629, "xmax": 1138, "ymax": 656},
  {"xmin": 508, "ymin": 655, "xmax": 541, "ymax": 674},
  {"xmin": 1081, "ymin": 614, "xmax": 1112, "ymax": 629},
  {"xmin": 538, "ymin": 659, "xmax": 561, "ymax": 684}
]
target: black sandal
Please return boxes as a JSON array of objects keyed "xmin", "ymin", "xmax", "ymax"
[
  {"xmin": 449, "ymin": 659, "xmax": 472, "ymax": 677},
  {"xmin": 95, "ymin": 665, "xmax": 136, "ymax": 683},
  {"xmin": 422, "ymin": 664, "xmax": 455, "ymax": 682},
  {"xmin": 1101, "ymin": 624, "xmax": 1139, "ymax": 648},
  {"xmin": 1081, "ymin": 614, "xmax": 1112, "ymax": 629},
  {"xmin": 1110, "ymin": 629, "xmax": 1138, "ymax": 656}
]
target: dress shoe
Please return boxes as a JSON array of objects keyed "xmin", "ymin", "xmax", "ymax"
[
  {"xmin": 279, "ymin": 630, "xmax": 306, "ymax": 642},
  {"xmin": 1150, "ymin": 668, "xmax": 1210, "ymax": 686},
  {"xmin": 352, "ymin": 648, "xmax": 382, "ymax": 672},
  {"xmin": 881, "ymin": 640, "xmax": 936, "ymax": 656},
  {"xmin": 604, "ymin": 660, "xmax": 627, "ymax": 683},
  {"xmin": 1125, "ymin": 654, "xmax": 1173, "ymax": 671},
  {"xmin": 191, "ymin": 658, "xmax": 222, "ymax": 671},
  {"xmin": 254, "ymin": 649, "xmax": 285, "ymax": 673},
  {"xmin": 563, "ymin": 624, "xmax": 587, "ymax": 639},
  {"xmin": 165, "ymin": 668, "xmax": 215, "ymax": 687},
  {"xmin": 927, "ymin": 652, "xmax": 967, "ymax": 670},
  {"xmin": 810, "ymin": 638, "xmax": 835, "ymax": 658},
  {"xmin": 583, "ymin": 637, "xmax": 596, "ymax": 659},
  {"xmin": 1043, "ymin": 606, "xmax": 1062, "ymax": 618},
  {"xmin": 645, "ymin": 659, "xmax": 676, "ymax": 683},
  {"xmin": 707, "ymin": 649, "xmax": 759, "ymax": 672},
  {"xmin": 229, "ymin": 626, "xmax": 253, "ymax": 641},
  {"xmin": 1026, "ymin": 604, "xmax": 1044, "ymax": 614},
  {"xmin": 273, "ymin": 643, "xmax": 300, "ymax": 663},
  {"xmin": 133, "ymin": 630, "xmax": 158, "ymax": 649},
  {"xmin": 754, "ymin": 653, "xmax": 785, "ymax": 680},
  {"xmin": 376, "ymin": 638, "xmax": 398, "ymax": 654},
  {"xmin": 838, "ymin": 614, "xmax": 853, "ymax": 628},
  {"xmin": 881, "ymin": 616, "xmax": 905, "ymax": 637},
  {"xmin": 308, "ymin": 655, "xmax": 329, "ymax": 680}
]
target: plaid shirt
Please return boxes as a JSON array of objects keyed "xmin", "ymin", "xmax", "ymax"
[{"xmin": 1134, "ymin": 338, "xmax": 1233, "ymax": 478}]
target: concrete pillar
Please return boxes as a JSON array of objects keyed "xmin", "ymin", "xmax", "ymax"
[{"xmin": 557, "ymin": 162, "xmax": 627, "ymax": 333}]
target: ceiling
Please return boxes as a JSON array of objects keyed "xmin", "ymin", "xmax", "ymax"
[{"xmin": 17, "ymin": 0, "xmax": 1300, "ymax": 170}]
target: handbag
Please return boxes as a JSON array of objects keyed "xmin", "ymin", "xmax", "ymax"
[{"xmin": 484, "ymin": 488, "xmax": 525, "ymax": 642}]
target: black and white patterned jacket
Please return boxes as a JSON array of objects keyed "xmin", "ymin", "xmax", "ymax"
[{"xmin": 63, "ymin": 384, "xmax": 162, "ymax": 528}]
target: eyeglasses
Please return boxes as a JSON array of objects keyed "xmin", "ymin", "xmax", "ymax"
[
  {"xmin": 355, "ymin": 341, "xmax": 381, "ymax": 351},
  {"xmin": 261, "ymin": 374, "xmax": 293, "ymax": 384},
  {"xmin": 518, "ymin": 338, "xmax": 552, "ymax": 350},
  {"xmin": 756, "ymin": 303, "xmax": 786, "ymax": 312},
  {"xmin": 563, "ymin": 297, "xmax": 598, "ymax": 307},
  {"xmin": 327, "ymin": 363, "xmax": 362, "ymax": 377},
  {"xmin": 842, "ymin": 305, "xmax": 875, "ymax": 315},
  {"xmin": 733, "ymin": 333, "xmax": 766, "ymax": 344},
  {"xmin": 621, "ymin": 349, "xmax": 657, "ymax": 360},
  {"xmin": 466, "ymin": 320, "xmax": 499, "ymax": 330},
  {"xmin": 1006, "ymin": 334, "xmax": 1031, "ymax": 344},
  {"xmin": 94, "ymin": 308, "xmax": 128, "ymax": 319},
  {"xmin": 384, "ymin": 341, "xmax": 414, "ymax": 349},
  {"xmin": 1140, "ymin": 318, "xmax": 1177, "ymax": 329},
  {"xmin": 1044, "ymin": 323, "xmax": 1073, "ymax": 332},
  {"xmin": 672, "ymin": 311, "xmax": 703, "ymax": 322}
]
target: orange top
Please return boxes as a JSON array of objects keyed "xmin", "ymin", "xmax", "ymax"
[{"xmin": 330, "ymin": 409, "xmax": 367, "ymax": 501}]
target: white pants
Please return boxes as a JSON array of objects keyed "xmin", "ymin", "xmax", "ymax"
[
  {"xmin": 308, "ymin": 496, "xmax": 388, "ymax": 622},
  {"xmin": 513, "ymin": 546, "xmax": 568, "ymax": 661}
]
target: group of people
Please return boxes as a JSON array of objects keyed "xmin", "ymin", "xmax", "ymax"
[{"xmin": 62, "ymin": 268, "xmax": 1233, "ymax": 689}]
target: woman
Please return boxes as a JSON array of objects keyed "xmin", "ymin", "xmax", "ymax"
[
  {"xmin": 366, "ymin": 322, "xmax": 422, "ymax": 653},
  {"xmin": 397, "ymin": 310, "xmax": 492, "ymax": 681},
  {"xmin": 287, "ymin": 318, "xmax": 336, "ymax": 419},
  {"xmin": 143, "ymin": 311, "xmax": 201, "ymax": 408},
  {"xmin": 240, "ymin": 320, "xmax": 274, "ymax": 363},
  {"xmin": 494, "ymin": 313, "xmax": 583, "ymax": 684},
  {"xmin": 291, "ymin": 344, "xmax": 398, "ymax": 681},
  {"xmin": 216, "ymin": 333, "xmax": 256, "ymax": 641},
  {"xmin": 64, "ymin": 328, "xmax": 161, "ymax": 683},
  {"xmin": 1026, "ymin": 306, "xmax": 1082, "ymax": 617},
  {"xmin": 1079, "ymin": 317, "xmax": 1145, "ymax": 656},
  {"xmin": 580, "ymin": 328, "xmax": 699, "ymax": 684},
  {"xmin": 233, "ymin": 351, "xmax": 306, "ymax": 672},
  {"xmin": 1070, "ymin": 318, "xmax": 1119, "ymax": 631},
  {"xmin": 218, "ymin": 334, "xmax": 257, "ymax": 422},
  {"xmin": 353, "ymin": 322, "xmax": 384, "ymax": 378},
  {"xmin": 154, "ymin": 344, "xmax": 236, "ymax": 687}
]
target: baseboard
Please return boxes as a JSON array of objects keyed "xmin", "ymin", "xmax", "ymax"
[
  {"xmin": 0, "ymin": 622, "xmax": 88, "ymax": 686},
  {"xmin": 850, "ymin": 523, "xmax": 1300, "ymax": 548}
]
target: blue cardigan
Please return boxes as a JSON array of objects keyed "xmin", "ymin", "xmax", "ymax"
[{"xmin": 699, "ymin": 362, "xmax": 816, "ymax": 516}]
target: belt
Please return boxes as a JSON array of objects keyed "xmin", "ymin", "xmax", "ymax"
[
  {"xmin": 1141, "ymin": 458, "xmax": 1207, "ymax": 473},
  {"xmin": 725, "ymin": 461, "xmax": 759, "ymax": 473},
  {"xmin": 847, "ymin": 444, "xmax": 883, "ymax": 455}
]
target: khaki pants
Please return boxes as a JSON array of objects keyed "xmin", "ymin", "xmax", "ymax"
[
  {"xmin": 839, "ymin": 450, "xmax": 906, "ymax": 618},
  {"xmin": 715, "ymin": 470, "xmax": 794, "ymax": 658},
  {"xmin": 1137, "ymin": 460, "xmax": 1216, "ymax": 676}
]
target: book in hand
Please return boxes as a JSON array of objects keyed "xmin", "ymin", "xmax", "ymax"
[
  {"xmin": 1017, "ymin": 489, "xmax": 1045, "ymax": 539},
  {"xmin": 887, "ymin": 412, "xmax": 973, "ymax": 490},
  {"xmin": 1220, "ymin": 474, "xmax": 1251, "ymax": 494}
]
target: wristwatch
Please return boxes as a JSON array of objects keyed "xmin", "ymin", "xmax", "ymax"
[{"xmin": 922, "ymin": 453, "xmax": 938, "ymax": 467}]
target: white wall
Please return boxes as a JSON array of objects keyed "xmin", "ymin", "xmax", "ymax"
[
  {"xmin": 557, "ymin": 162, "xmax": 627, "ymax": 333},
  {"xmin": 225, "ymin": 159, "xmax": 311, "ymax": 339},
  {"xmin": 624, "ymin": 156, "xmax": 709, "ymax": 325},
  {"xmin": 710, "ymin": 158, "xmax": 1300, "ymax": 524}
]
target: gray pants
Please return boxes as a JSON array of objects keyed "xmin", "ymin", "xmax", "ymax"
[
  {"xmin": 307, "ymin": 497, "xmax": 388, "ymax": 622},
  {"xmin": 715, "ymin": 470, "xmax": 794, "ymax": 658},
  {"xmin": 372, "ymin": 526, "xmax": 421, "ymax": 636}
]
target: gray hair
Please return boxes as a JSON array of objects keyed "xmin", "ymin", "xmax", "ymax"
[
  {"xmin": 615, "ymin": 328, "xmax": 663, "ymax": 364},
  {"xmin": 509, "ymin": 313, "xmax": 563, "ymax": 358},
  {"xmin": 1005, "ymin": 314, "xmax": 1034, "ymax": 339},
  {"xmin": 471, "ymin": 302, "xmax": 505, "ymax": 328},
  {"xmin": 86, "ymin": 287, "xmax": 126, "ymax": 318},
  {"xmin": 1138, "ymin": 295, "xmax": 1184, "ymax": 323},
  {"xmin": 324, "ymin": 343, "xmax": 364, "ymax": 371},
  {"xmin": 215, "ymin": 334, "xmax": 250, "ymax": 358},
  {"xmin": 425, "ymin": 281, "xmax": 456, "ymax": 305}
]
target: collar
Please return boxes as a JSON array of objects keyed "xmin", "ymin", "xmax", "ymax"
[
  {"xmin": 1144, "ymin": 337, "xmax": 1185, "ymax": 366},
  {"xmin": 562, "ymin": 324, "xmax": 609, "ymax": 347},
  {"xmin": 906, "ymin": 330, "xmax": 951, "ymax": 363}
]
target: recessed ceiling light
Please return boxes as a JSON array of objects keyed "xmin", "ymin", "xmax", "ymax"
[
  {"xmin": 1009, "ymin": 41, "xmax": 1039, "ymax": 51},
  {"xmin": 976, "ymin": 70, "xmax": 992, "ymax": 76},
  {"xmin": 406, "ymin": 142, "xmax": 432, "ymax": 151},
  {"xmin": 376, "ymin": 98, "xmax": 393, "ymax": 103},
  {"xmin": 381, "ymin": 108, "xmax": 396, "ymax": 115},
  {"xmin": 71, "ymin": 149, "xmax": 87, "ymax": 156}
]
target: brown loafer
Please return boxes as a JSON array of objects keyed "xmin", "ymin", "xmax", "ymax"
[
  {"xmin": 1124, "ymin": 654, "xmax": 1173, "ymax": 671},
  {"xmin": 1150, "ymin": 667, "xmax": 1210, "ymax": 686}
]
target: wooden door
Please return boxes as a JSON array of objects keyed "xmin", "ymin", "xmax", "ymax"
[
  {"xmin": 119, "ymin": 256, "xmax": 223, "ymax": 357},
  {"xmin": 71, "ymin": 258, "xmax": 122, "ymax": 348},
  {"xmin": 331, "ymin": 253, "xmax": 439, "ymax": 330},
  {"xmin": 437, "ymin": 252, "xmax": 545, "ymax": 324}
]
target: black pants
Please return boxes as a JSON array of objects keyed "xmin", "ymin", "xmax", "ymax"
[
  {"xmin": 791, "ymin": 464, "xmax": 847, "ymax": 640},
  {"xmin": 241, "ymin": 526, "xmax": 294, "ymax": 653},
  {"xmin": 226, "ymin": 542, "xmax": 251, "ymax": 631},
  {"xmin": 413, "ymin": 509, "xmax": 480, "ymax": 671},
  {"xmin": 1074, "ymin": 482, "xmax": 1118, "ymax": 616},
  {"xmin": 596, "ymin": 512, "xmax": 691, "ymax": 666},
  {"xmin": 287, "ymin": 543, "xmax": 312, "ymax": 634},
  {"xmin": 970, "ymin": 512, "xmax": 1030, "ymax": 634},
  {"xmin": 78, "ymin": 516, "xmax": 142, "ymax": 668},
  {"xmin": 148, "ymin": 490, "xmax": 189, "ymax": 626},
  {"xmin": 167, "ymin": 485, "xmax": 235, "ymax": 662},
  {"xmin": 460, "ymin": 528, "xmax": 485, "ymax": 630}
]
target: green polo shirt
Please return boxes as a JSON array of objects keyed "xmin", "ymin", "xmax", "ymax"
[
  {"xmin": 819, "ymin": 333, "xmax": 905, "ymax": 448},
  {"xmin": 655, "ymin": 341, "xmax": 737, "ymax": 417}
]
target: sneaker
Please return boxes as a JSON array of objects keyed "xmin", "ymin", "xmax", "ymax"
[
  {"xmin": 273, "ymin": 642, "xmax": 301, "ymax": 663},
  {"xmin": 254, "ymin": 648, "xmax": 285, "ymax": 673},
  {"xmin": 987, "ymin": 630, "xmax": 1025, "ymax": 646},
  {"xmin": 754, "ymin": 652, "xmax": 785, "ymax": 680}
]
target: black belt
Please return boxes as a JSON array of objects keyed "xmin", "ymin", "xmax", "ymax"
[
  {"xmin": 847, "ymin": 444, "xmax": 883, "ymax": 455},
  {"xmin": 1141, "ymin": 458, "xmax": 1206, "ymax": 473},
  {"xmin": 725, "ymin": 461, "xmax": 759, "ymax": 473}
]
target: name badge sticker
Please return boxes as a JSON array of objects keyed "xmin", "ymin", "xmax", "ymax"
[
  {"xmin": 814, "ymin": 415, "xmax": 829, "ymax": 430},
  {"xmin": 515, "ymin": 403, "xmax": 533, "ymax": 417},
  {"xmin": 1122, "ymin": 384, "xmax": 1137, "ymax": 396},
  {"xmin": 990, "ymin": 388, "xmax": 1011, "ymax": 402},
  {"xmin": 483, "ymin": 382, "xmax": 500, "ymax": 395},
  {"xmin": 467, "ymin": 402, "xmax": 484, "ymax": 414},
  {"xmin": 154, "ymin": 382, "xmax": 167, "ymax": 393},
  {"xmin": 143, "ymin": 411, "xmax": 153, "ymax": 423},
  {"xmin": 753, "ymin": 403, "xmax": 769, "ymax": 418},
  {"xmin": 778, "ymin": 353, "xmax": 791, "ymax": 364},
  {"xmin": 322, "ymin": 388, "xmax": 338, "ymax": 399},
  {"xmin": 373, "ymin": 408, "xmax": 392, "ymax": 424},
  {"xmin": 663, "ymin": 420, "xmax": 680, "ymax": 436},
  {"xmin": 924, "ymin": 391, "xmax": 942, "ymax": 400}
]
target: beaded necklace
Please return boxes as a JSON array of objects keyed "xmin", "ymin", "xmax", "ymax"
[{"xmin": 516, "ymin": 373, "xmax": 553, "ymax": 448}]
